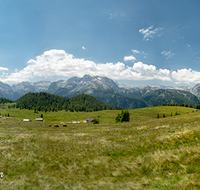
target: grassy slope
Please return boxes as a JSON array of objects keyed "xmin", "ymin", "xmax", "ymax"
[
  {"xmin": 1, "ymin": 103, "xmax": 195, "ymax": 123},
  {"xmin": 1, "ymin": 105, "xmax": 200, "ymax": 189}
]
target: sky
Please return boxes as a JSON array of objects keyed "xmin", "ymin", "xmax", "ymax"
[{"xmin": 0, "ymin": 0, "xmax": 200, "ymax": 87}]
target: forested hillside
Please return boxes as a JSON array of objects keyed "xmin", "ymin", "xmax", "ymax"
[
  {"xmin": 0, "ymin": 97, "xmax": 13, "ymax": 104},
  {"xmin": 16, "ymin": 92, "xmax": 121, "ymax": 112}
]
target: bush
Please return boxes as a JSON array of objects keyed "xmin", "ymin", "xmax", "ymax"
[
  {"xmin": 174, "ymin": 111, "xmax": 179, "ymax": 116},
  {"xmin": 115, "ymin": 109, "xmax": 130, "ymax": 122},
  {"xmin": 116, "ymin": 114, "xmax": 121, "ymax": 122},
  {"xmin": 92, "ymin": 118, "xmax": 100, "ymax": 124}
]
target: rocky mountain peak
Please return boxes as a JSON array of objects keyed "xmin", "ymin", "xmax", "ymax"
[{"xmin": 190, "ymin": 83, "xmax": 200, "ymax": 96}]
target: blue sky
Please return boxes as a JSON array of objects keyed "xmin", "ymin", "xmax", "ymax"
[{"xmin": 0, "ymin": 0, "xmax": 200, "ymax": 86}]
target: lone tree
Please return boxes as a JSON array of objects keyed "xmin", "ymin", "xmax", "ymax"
[{"xmin": 115, "ymin": 109, "xmax": 130, "ymax": 122}]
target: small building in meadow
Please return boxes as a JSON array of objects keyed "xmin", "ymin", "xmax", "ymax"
[
  {"xmin": 23, "ymin": 119, "xmax": 30, "ymax": 122},
  {"xmin": 86, "ymin": 117, "xmax": 94, "ymax": 123},
  {"xmin": 35, "ymin": 118, "xmax": 43, "ymax": 122}
]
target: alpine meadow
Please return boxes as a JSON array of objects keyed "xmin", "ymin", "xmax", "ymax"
[
  {"xmin": 1, "ymin": 0, "xmax": 200, "ymax": 189},
  {"xmin": 1, "ymin": 98, "xmax": 200, "ymax": 189}
]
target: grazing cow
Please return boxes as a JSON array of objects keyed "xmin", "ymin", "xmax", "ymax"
[
  {"xmin": 54, "ymin": 124, "xmax": 59, "ymax": 127},
  {"xmin": 63, "ymin": 124, "xmax": 67, "ymax": 127},
  {"xmin": 49, "ymin": 124, "xmax": 51, "ymax": 127}
]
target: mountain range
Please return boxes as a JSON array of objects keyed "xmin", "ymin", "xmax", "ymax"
[{"xmin": 1, "ymin": 75, "xmax": 200, "ymax": 109}]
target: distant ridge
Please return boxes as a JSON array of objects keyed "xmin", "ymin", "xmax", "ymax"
[{"xmin": 0, "ymin": 75, "xmax": 199, "ymax": 109}]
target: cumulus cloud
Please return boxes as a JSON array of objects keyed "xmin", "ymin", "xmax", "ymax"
[
  {"xmin": 0, "ymin": 49, "xmax": 173, "ymax": 84},
  {"xmin": 124, "ymin": 55, "xmax": 136, "ymax": 61},
  {"xmin": 82, "ymin": 46, "xmax": 86, "ymax": 50},
  {"xmin": 161, "ymin": 50, "xmax": 175, "ymax": 60},
  {"xmin": 132, "ymin": 62, "xmax": 171, "ymax": 81},
  {"xmin": 0, "ymin": 67, "xmax": 8, "ymax": 71},
  {"xmin": 139, "ymin": 25, "xmax": 163, "ymax": 41},
  {"xmin": 172, "ymin": 68, "xmax": 200, "ymax": 84}
]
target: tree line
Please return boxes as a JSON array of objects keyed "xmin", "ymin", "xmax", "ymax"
[
  {"xmin": 161, "ymin": 103, "xmax": 193, "ymax": 107},
  {"xmin": 0, "ymin": 97, "xmax": 13, "ymax": 104},
  {"xmin": 162, "ymin": 103, "xmax": 200, "ymax": 109}
]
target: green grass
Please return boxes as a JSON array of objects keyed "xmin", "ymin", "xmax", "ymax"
[
  {"xmin": 0, "ymin": 105, "xmax": 200, "ymax": 189},
  {"xmin": 2, "ymin": 104, "xmax": 197, "ymax": 123}
]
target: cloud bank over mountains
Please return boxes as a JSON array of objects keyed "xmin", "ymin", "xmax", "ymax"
[{"xmin": 0, "ymin": 49, "xmax": 199, "ymax": 85}]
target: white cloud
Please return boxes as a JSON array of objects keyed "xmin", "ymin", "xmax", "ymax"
[
  {"xmin": 132, "ymin": 49, "xmax": 139, "ymax": 54},
  {"xmin": 1, "ymin": 72, "xmax": 8, "ymax": 77},
  {"xmin": 2, "ymin": 49, "xmax": 200, "ymax": 85},
  {"xmin": 124, "ymin": 55, "xmax": 136, "ymax": 61},
  {"xmin": 132, "ymin": 62, "xmax": 171, "ymax": 81},
  {"xmin": 187, "ymin": 44, "xmax": 190, "ymax": 48},
  {"xmin": 161, "ymin": 50, "xmax": 175, "ymax": 60},
  {"xmin": 82, "ymin": 46, "xmax": 86, "ymax": 50},
  {"xmin": 0, "ymin": 67, "xmax": 8, "ymax": 71},
  {"xmin": 172, "ymin": 68, "xmax": 200, "ymax": 84},
  {"xmin": 0, "ymin": 49, "xmax": 173, "ymax": 84},
  {"xmin": 139, "ymin": 25, "xmax": 163, "ymax": 41}
]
